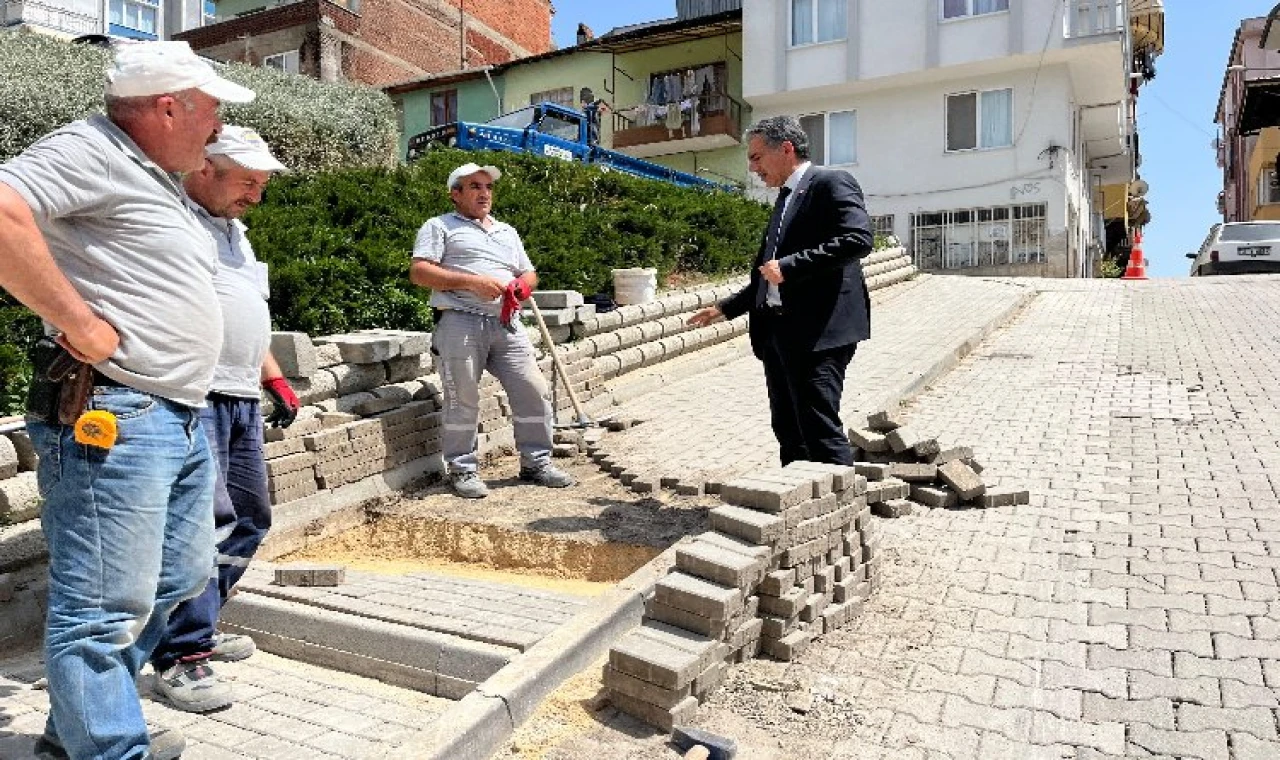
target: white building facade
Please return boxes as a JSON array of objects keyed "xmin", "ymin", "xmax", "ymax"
[
  {"xmin": 2, "ymin": 0, "xmax": 210, "ymax": 42},
  {"xmin": 743, "ymin": 0, "xmax": 1161, "ymax": 277}
]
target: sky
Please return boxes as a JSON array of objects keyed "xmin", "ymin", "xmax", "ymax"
[{"xmin": 550, "ymin": 1, "xmax": 1247, "ymax": 278}]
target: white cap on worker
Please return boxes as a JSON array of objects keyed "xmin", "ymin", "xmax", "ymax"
[
  {"xmin": 207, "ymin": 125, "xmax": 287, "ymax": 172},
  {"xmin": 447, "ymin": 162, "xmax": 502, "ymax": 190},
  {"xmin": 105, "ymin": 41, "xmax": 255, "ymax": 103}
]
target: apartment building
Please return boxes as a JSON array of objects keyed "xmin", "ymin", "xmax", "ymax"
[
  {"xmin": 1216, "ymin": 15, "xmax": 1280, "ymax": 223},
  {"xmin": 743, "ymin": 0, "xmax": 1163, "ymax": 277},
  {"xmin": 1, "ymin": 0, "xmax": 209, "ymax": 40}
]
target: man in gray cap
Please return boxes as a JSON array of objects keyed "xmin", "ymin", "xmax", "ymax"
[
  {"xmin": 0, "ymin": 40, "xmax": 253, "ymax": 760},
  {"xmin": 146, "ymin": 126, "xmax": 296, "ymax": 713},
  {"xmin": 410, "ymin": 162, "xmax": 575, "ymax": 498}
]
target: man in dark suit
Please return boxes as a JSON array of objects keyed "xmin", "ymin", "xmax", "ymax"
[{"xmin": 689, "ymin": 115, "xmax": 873, "ymax": 466}]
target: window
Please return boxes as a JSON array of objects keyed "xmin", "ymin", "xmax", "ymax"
[
  {"xmin": 871, "ymin": 214, "xmax": 896, "ymax": 238},
  {"xmin": 1260, "ymin": 167, "xmax": 1280, "ymax": 205},
  {"xmin": 537, "ymin": 110, "xmax": 581, "ymax": 141},
  {"xmin": 911, "ymin": 203, "xmax": 1046, "ymax": 269},
  {"xmin": 202, "ymin": 0, "xmax": 216, "ymax": 24},
  {"xmin": 799, "ymin": 110, "xmax": 857, "ymax": 166},
  {"xmin": 942, "ymin": 0, "xmax": 1009, "ymax": 20},
  {"xmin": 529, "ymin": 87, "xmax": 574, "ymax": 108},
  {"xmin": 791, "ymin": 0, "xmax": 847, "ymax": 46},
  {"xmin": 431, "ymin": 90, "xmax": 458, "ymax": 126},
  {"xmin": 263, "ymin": 50, "xmax": 300, "ymax": 75},
  {"xmin": 109, "ymin": 0, "xmax": 158, "ymax": 37},
  {"xmin": 946, "ymin": 88, "xmax": 1012, "ymax": 151}
]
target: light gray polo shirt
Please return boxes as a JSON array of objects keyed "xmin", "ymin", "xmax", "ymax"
[
  {"xmin": 192, "ymin": 204, "xmax": 271, "ymax": 399},
  {"xmin": 0, "ymin": 115, "xmax": 222, "ymax": 408},
  {"xmin": 412, "ymin": 211, "xmax": 534, "ymax": 317}
]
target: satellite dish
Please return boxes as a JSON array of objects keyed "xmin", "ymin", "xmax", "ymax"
[{"xmin": 1130, "ymin": 178, "xmax": 1149, "ymax": 198}]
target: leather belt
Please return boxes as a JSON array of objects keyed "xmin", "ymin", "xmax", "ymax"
[{"xmin": 91, "ymin": 369, "xmax": 127, "ymax": 388}]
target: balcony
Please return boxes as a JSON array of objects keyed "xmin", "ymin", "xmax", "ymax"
[
  {"xmin": 1064, "ymin": 0, "xmax": 1124, "ymax": 40},
  {"xmin": 2, "ymin": 0, "xmax": 100, "ymax": 35},
  {"xmin": 611, "ymin": 93, "xmax": 744, "ymax": 159}
]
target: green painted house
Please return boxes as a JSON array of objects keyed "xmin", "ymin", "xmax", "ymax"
[{"xmin": 385, "ymin": 8, "xmax": 747, "ymax": 188}]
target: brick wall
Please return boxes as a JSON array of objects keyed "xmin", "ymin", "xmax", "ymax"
[
  {"xmin": 181, "ymin": 0, "xmax": 552, "ymax": 86},
  {"xmin": 445, "ymin": 0, "xmax": 552, "ymax": 57}
]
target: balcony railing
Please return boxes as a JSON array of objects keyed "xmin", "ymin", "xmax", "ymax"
[
  {"xmin": 1064, "ymin": 0, "xmax": 1124, "ymax": 39},
  {"xmin": 3, "ymin": 0, "xmax": 100, "ymax": 34},
  {"xmin": 610, "ymin": 92, "xmax": 744, "ymax": 153}
]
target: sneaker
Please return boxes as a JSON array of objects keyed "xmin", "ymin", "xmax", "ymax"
[
  {"xmin": 210, "ymin": 632, "xmax": 256, "ymax": 662},
  {"xmin": 37, "ymin": 723, "xmax": 185, "ymax": 760},
  {"xmin": 153, "ymin": 659, "xmax": 233, "ymax": 713},
  {"xmin": 448, "ymin": 471, "xmax": 489, "ymax": 499},
  {"xmin": 518, "ymin": 464, "xmax": 575, "ymax": 488}
]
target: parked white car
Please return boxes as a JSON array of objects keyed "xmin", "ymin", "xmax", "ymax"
[{"xmin": 1187, "ymin": 222, "xmax": 1280, "ymax": 276}]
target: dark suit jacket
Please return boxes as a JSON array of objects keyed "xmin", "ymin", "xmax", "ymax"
[{"xmin": 720, "ymin": 166, "xmax": 874, "ymax": 359}]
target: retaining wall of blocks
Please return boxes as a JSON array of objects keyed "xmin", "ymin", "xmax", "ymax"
[
  {"xmin": 0, "ymin": 248, "xmax": 918, "ymax": 530},
  {"xmin": 604, "ymin": 461, "xmax": 882, "ymax": 730}
]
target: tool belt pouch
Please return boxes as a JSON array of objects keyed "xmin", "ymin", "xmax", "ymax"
[
  {"xmin": 24, "ymin": 338, "xmax": 91, "ymax": 425},
  {"xmin": 58, "ymin": 364, "xmax": 93, "ymax": 426},
  {"xmin": 25, "ymin": 338, "xmax": 63, "ymax": 423}
]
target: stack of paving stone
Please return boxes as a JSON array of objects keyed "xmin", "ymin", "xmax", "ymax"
[
  {"xmin": 604, "ymin": 461, "xmax": 879, "ymax": 730},
  {"xmin": 849, "ymin": 407, "xmax": 1029, "ymax": 517},
  {"xmin": 0, "ymin": 423, "xmax": 39, "ymax": 526},
  {"xmin": 860, "ymin": 245, "xmax": 917, "ymax": 290}
]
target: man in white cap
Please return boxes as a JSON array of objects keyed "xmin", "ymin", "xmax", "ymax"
[
  {"xmin": 410, "ymin": 163, "xmax": 575, "ymax": 498},
  {"xmin": 0, "ymin": 40, "xmax": 253, "ymax": 760},
  {"xmin": 144, "ymin": 126, "xmax": 296, "ymax": 713}
]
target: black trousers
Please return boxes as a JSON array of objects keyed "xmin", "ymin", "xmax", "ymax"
[{"xmin": 759, "ymin": 314, "xmax": 857, "ymax": 467}]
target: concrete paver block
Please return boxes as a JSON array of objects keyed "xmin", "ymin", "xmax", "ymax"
[
  {"xmin": 784, "ymin": 461, "xmax": 860, "ymax": 491},
  {"xmin": 9, "ymin": 431, "xmax": 37, "ymax": 472},
  {"xmin": 270, "ymin": 332, "xmax": 319, "ymax": 379},
  {"xmin": 0, "ymin": 436, "xmax": 17, "ymax": 480},
  {"xmin": 315, "ymin": 334, "xmax": 400, "ymax": 364},
  {"xmin": 848, "ymin": 427, "xmax": 889, "ymax": 453},
  {"xmin": 866, "ymin": 409, "xmax": 905, "ymax": 432},
  {"xmin": 885, "ymin": 425, "xmax": 927, "ymax": 454},
  {"xmin": 853, "ymin": 462, "xmax": 889, "ymax": 481},
  {"xmin": 0, "ymin": 472, "xmax": 40, "ymax": 525},
  {"xmin": 886, "ymin": 463, "xmax": 939, "ymax": 482},
  {"xmin": 676, "ymin": 541, "xmax": 766, "ymax": 588},
  {"xmin": 655, "ymin": 572, "xmax": 743, "ymax": 621},
  {"xmin": 708, "ymin": 505, "xmax": 784, "ymax": 544},
  {"xmin": 274, "ymin": 563, "xmax": 345, "ymax": 587},
  {"xmin": 719, "ymin": 477, "xmax": 811, "ymax": 513},
  {"xmin": 938, "ymin": 459, "xmax": 986, "ymax": 500},
  {"xmin": 872, "ymin": 499, "xmax": 915, "ymax": 519},
  {"xmin": 911, "ymin": 484, "xmax": 959, "ymax": 508},
  {"xmin": 980, "ymin": 489, "xmax": 1030, "ymax": 508},
  {"xmin": 602, "ymin": 664, "xmax": 691, "ymax": 710}
]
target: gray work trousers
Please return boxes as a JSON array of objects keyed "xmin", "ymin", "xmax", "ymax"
[{"xmin": 431, "ymin": 309, "xmax": 553, "ymax": 474}]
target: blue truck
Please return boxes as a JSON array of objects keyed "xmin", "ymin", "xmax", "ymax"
[{"xmin": 407, "ymin": 102, "xmax": 730, "ymax": 191}]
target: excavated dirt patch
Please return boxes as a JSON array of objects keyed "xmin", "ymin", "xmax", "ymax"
[{"xmin": 283, "ymin": 452, "xmax": 715, "ymax": 587}]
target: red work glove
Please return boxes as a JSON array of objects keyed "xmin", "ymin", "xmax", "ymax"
[
  {"xmin": 500, "ymin": 279, "xmax": 532, "ymax": 331},
  {"xmin": 262, "ymin": 376, "xmax": 300, "ymax": 428}
]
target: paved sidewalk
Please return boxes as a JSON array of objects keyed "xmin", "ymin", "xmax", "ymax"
[
  {"xmin": 547, "ymin": 275, "xmax": 1280, "ymax": 759},
  {"xmin": 595, "ymin": 274, "xmax": 1030, "ymax": 484},
  {"xmin": 0, "ymin": 648, "xmax": 452, "ymax": 759}
]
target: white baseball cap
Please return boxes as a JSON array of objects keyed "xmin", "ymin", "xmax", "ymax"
[
  {"xmin": 207, "ymin": 125, "xmax": 287, "ymax": 172},
  {"xmin": 447, "ymin": 162, "xmax": 502, "ymax": 190},
  {"xmin": 106, "ymin": 41, "xmax": 255, "ymax": 103}
]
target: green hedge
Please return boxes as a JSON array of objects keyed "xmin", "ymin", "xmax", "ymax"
[
  {"xmin": 245, "ymin": 148, "xmax": 770, "ymax": 336},
  {"xmin": 0, "ymin": 31, "xmax": 398, "ymax": 171}
]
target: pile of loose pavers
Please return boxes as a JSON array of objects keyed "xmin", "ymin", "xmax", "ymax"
[
  {"xmin": 603, "ymin": 460, "xmax": 880, "ymax": 730},
  {"xmin": 601, "ymin": 405, "xmax": 1032, "ymax": 731},
  {"xmin": 848, "ymin": 406, "xmax": 1030, "ymax": 517}
]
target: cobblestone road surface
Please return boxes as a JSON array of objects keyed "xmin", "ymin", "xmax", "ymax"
[{"xmin": 550, "ymin": 275, "xmax": 1280, "ymax": 760}]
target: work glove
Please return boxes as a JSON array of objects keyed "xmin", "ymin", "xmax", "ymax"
[
  {"xmin": 262, "ymin": 376, "xmax": 300, "ymax": 428},
  {"xmin": 500, "ymin": 279, "xmax": 532, "ymax": 333}
]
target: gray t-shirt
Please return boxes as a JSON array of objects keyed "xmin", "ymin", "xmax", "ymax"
[
  {"xmin": 0, "ymin": 115, "xmax": 222, "ymax": 408},
  {"xmin": 411, "ymin": 211, "xmax": 534, "ymax": 317},
  {"xmin": 193, "ymin": 205, "xmax": 271, "ymax": 398}
]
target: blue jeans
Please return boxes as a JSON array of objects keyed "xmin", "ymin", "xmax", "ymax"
[
  {"xmin": 29, "ymin": 387, "xmax": 214, "ymax": 760},
  {"xmin": 151, "ymin": 394, "xmax": 271, "ymax": 671}
]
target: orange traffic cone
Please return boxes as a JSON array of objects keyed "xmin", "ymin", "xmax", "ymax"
[{"xmin": 1122, "ymin": 229, "xmax": 1148, "ymax": 280}]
